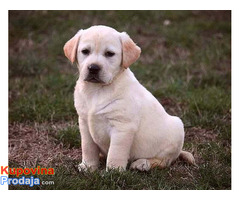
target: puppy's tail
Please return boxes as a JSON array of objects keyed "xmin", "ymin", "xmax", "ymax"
[{"xmin": 179, "ymin": 150, "xmax": 196, "ymax": 166}]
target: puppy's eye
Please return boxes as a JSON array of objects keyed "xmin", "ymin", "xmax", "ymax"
[
  {"xmin": 105, "ymin": 51, "xmax": 115, "ymax": 57},
  {"xmin": 81, "ymin": 49, "xmax": 90, "ymax": 55}
]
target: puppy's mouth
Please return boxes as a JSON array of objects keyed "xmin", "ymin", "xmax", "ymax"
[{"xmin": 84, "ymin": 75, "xmax": 104, "ymax": 83}]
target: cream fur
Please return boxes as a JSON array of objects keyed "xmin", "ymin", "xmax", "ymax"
[{"xmin": 63, "ymin": 25, "xmax": 193, "ymax": 171}]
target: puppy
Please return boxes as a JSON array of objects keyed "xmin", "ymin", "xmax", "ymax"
[{"xmin": 63, "ymin": 25, "xmax": 195, "ymax": 171}]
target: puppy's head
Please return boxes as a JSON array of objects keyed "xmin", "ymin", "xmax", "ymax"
[{"xmin": 63, "ymin": 25, "xmax": 141, "ymax": 84}]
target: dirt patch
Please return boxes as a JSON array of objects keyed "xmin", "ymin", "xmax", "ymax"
[
  {"xmin": 160, "ymin": 97, "xmax": 185, "ymax": 116},
  {"xmin": 9, "ymin": 123, "xmax": 81, "ymax": 168},
  {"xmin": 185, "ymin": 127, "xmax": 217, "ymax": 143},
  {"xmin": 8, "ymin": 123, "xmax": 218, "ymax": 170}
]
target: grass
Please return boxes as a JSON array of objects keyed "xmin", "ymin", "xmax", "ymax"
[
  {"xmin": 56, "ymin": 125, "xmax": 81, "ymax": 148},
  {"xmin": 8, "ymin": 10, "xmax": 231, "ymax": 190}
]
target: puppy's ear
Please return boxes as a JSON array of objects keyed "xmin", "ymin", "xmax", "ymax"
[
  {"xmin": 63, "ymin": 30, "xmax": 83, "ymax": 64},
  {"xmin": 120, "ymin": 32, "xmax": 141, "ymax": 68}
]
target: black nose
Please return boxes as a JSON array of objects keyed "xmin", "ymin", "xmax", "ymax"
[{"xmin": 88, "ymin": 64, "xmax": 100, "ymax": 74}]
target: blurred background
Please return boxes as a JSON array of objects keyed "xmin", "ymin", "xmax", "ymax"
[{"xmin": 9, "ymin": 11, "xmax": 231, "ymax": 189}]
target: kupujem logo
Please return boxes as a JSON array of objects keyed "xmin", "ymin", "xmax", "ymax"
[
  {"xmin": 1, "ymin": 166, "xmax": 54, "ymax": 177},
  {"xmin": 0, "ymin": 166, "xmax": 54, "ymax": 187}
]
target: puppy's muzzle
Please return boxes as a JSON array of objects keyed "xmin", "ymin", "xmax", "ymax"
[{"xmin": 84, "ymin": 64, "xmax": 104, "ymax": 83}]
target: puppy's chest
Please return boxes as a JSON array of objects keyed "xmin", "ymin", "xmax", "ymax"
[
  {"xmin": 88, "ymin": 100, "xmax": 117, "ymax": 136},
  {"xmin": 75, "ymin": 91, "xmax": 120, "ymax": 147},
  {"xmin": 89, "ymin": 112, "xmax": 112, "ymax": 149},
  {"xmin": 88, "ymin": 103, "xmax": 117, "ymax": 152}
]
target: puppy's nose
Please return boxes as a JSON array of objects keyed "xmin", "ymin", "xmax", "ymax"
[{"xmin": 88, "ymin": 64, "xmax": 100, "ymax": 74}]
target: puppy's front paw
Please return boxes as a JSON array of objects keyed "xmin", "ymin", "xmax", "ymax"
[
  {"xmin": 130, "ymin": 159, "xmax": 151, "ymax": 171},
  {"xmin": 78, "ymin": 162, "xmax": 98, "ymax": 172},
  {"xmin": 106, "ymin": 165, "xmax": 126, "ymax": 172},
  {"xmin": 106, "ymin": 162, "xmax": 126, "ymax": 172},
  {"xmin": 78, "ymin": 162, "xmax": 88, "ymax": 172}
]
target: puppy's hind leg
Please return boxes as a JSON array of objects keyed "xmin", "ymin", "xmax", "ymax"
[
  {"xmin": 130, "ymin": 151, "xmax": 196, "ymax": 171},
  {"xmin": 130, "ymin": 158, "xmax": 170, "ymax": 171}
]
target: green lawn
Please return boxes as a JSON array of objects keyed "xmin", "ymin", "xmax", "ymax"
[{"xmin": 9, "ymin": 10, "xmax": 231, "ymax": 190}]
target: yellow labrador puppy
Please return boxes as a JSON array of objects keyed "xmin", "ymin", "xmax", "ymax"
[{"xmin": 64, "ymin": 25, "xmax": 195, "ymax": 171}]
